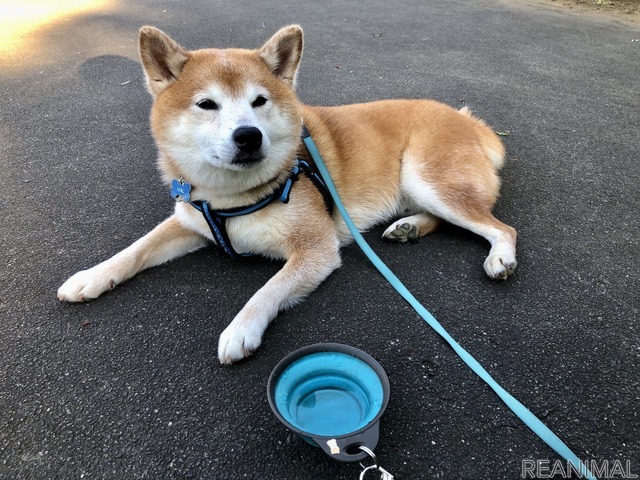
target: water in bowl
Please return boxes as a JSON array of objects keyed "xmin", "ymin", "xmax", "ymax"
[{"xmin": 274, "ymin": 352, "xmax": 384, "ymax": 437}]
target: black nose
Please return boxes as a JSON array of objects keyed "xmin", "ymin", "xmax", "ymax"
[{"xmin": 233, "ymin": 127, "xmax": 263, "ymax": 153}]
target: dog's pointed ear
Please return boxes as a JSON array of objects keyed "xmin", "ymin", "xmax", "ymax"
[
  {"xmin": 259, "ymin": 25, "xmax": 304, "ymax": 88},
  {"xmin": 139, "ymin": 26, "xmax": 189, "ymax": 98}
]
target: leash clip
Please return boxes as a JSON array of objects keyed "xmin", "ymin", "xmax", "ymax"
[
  {"xmin": 358, "ymin": 446, "xmax": 394, "ymax": 480},
  {"xmin": 359, "ymin": 464, "xmax": 394, "ymax": 480}
]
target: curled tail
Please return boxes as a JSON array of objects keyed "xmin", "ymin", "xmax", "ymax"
[{"xmin": 459, "ymin": 106, "xmax": 506, "ymax": 170}]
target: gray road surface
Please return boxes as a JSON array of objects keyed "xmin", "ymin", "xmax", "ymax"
[{"xmin": 1, "ymin": 0, "xmax": 638, "ymax": 478}]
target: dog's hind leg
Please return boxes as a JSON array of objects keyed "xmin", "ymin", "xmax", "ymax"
[
  {"xmin": 382, "ymin": 212, "xmax": 442, "ymax": 242},
  {"xmin": 401, "ymin": 159, "xmax": 517, "ymax": 280}
]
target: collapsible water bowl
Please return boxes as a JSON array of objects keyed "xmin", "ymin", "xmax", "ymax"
[{"xmin": 267, "ymin": 343, "xmax": 390, "ymax": 463}]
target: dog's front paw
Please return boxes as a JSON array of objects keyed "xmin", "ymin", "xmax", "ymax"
[
  {"xmin": 217, "ymin": 318, "xmax": 267, "ymax": 364},
  {"xmin": 57, "ymin": 267, "xmax": 117, "ymax": 302},
  {"xmin": 484, "ymin": 253, "xmax": 517, "ymax": 280}
]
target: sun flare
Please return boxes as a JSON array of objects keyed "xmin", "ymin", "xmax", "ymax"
[{"xmin": 0, "ymin": 0, "xmax": 113, "ymax": 59}]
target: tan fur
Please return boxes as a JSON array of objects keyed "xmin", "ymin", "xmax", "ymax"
[{"xmin": 58, "ymin": 26, "xmax": 517, "ymax": 364}]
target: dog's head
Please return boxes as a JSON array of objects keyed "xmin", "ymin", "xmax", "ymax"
[{"xmin": 139, "ymin": 26, "xmax": 304, "ymax": 193}]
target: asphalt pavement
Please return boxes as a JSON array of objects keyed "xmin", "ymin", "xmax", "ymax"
[{"xmin": 1, "ymin": 0, "xmax": 638, "ymax": 478}]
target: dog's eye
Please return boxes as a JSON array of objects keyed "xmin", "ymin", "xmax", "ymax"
[
  {"xmin": 252, "ymin": 96, "xmax": 268, "ymax": 108},
  {"xmin": 197, "ymin": 99, "xmax": 219, "ymax": 110}
]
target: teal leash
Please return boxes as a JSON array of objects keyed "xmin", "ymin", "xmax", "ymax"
[{"xmin": 302, "ymin": 130, "xmax": 597, "ymax": 480}]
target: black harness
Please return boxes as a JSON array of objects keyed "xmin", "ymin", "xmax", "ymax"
[{"xmin": 170, "ymin": 142, "xmax": 333, "ymax": 258}]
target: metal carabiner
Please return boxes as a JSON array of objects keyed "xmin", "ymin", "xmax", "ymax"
[
  {"xmin": 357, "ymin": 446, "xmax": 394, "ymax": 479},
  {"xmin": 359, "ymin": 464, "xmax": 379, "ymax": 480}
]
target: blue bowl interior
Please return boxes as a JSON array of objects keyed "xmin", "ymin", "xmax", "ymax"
[{"xmin": 273, "ymin": 351, "xmax": 385, "ymax": 437}]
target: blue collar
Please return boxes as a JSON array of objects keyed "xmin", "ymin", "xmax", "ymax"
[{"xmin": 170, "ymin": 152, "xmax": 333, "ymax": 259}]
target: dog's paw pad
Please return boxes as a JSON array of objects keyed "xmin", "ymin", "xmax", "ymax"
[{"xmin": 383, "ymin": 222, "xmax": 418, "ymax": 243}]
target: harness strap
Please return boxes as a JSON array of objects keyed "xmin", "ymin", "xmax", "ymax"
[
  {"xmin": 189, "ymin": 201, "xmax": 246, "ymax": 258},
  {"xmin": 184, "ymin": 154, "xmax": 333, "ymax": 258}
]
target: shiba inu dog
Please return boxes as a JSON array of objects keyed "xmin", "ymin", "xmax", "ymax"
[{"xmin": 58, "ymin": 25, "xmax": 517, "ymax": 364}]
